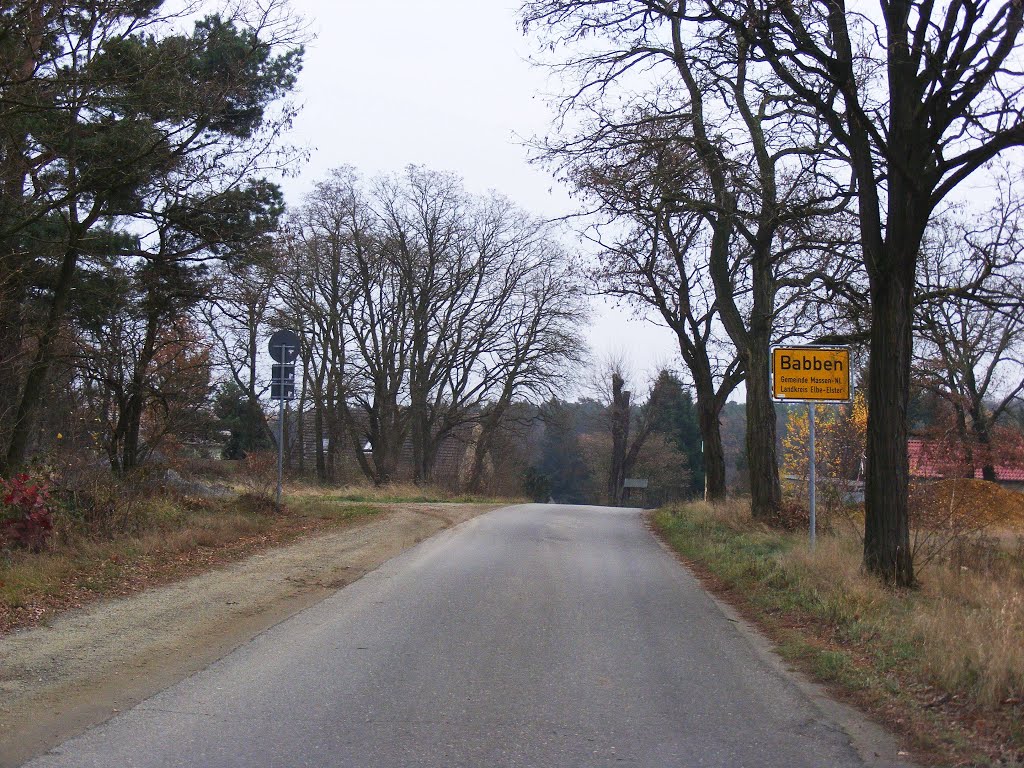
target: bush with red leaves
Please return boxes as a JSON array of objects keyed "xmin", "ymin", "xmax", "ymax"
[{"xmin": 1, "ymin": 473, "xmax": 55, "ymax": 552}]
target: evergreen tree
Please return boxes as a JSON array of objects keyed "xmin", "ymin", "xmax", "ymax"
[
  {"xmin": 649, "ymin": 371, "xmax": 703, "ymax": 498},
  {"xmin": 0, "ymin": 2, "xmax": 303, "ymax": 471},
  {"xmin": 214, "ymin": 381, "xmax": 272, "ymax": 460},
  {"xmin": 536, "ymin": 400, "xmax": 594, "ymax": 504}
]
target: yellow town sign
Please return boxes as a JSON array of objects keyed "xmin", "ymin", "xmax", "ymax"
[{"xmin": 771, "ymin": 346, "xmax": 851, "ymax": 403}]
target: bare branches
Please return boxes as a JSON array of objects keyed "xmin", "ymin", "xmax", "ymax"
[
  {"xmin": 914, "ymin": 196, "xmax": 1024, "ymax": 478},
  {"xmin": 520, "ymin": 0, "xmax": 860, "ymax": 508},
  {"xmin": 280, "ymin": 166, "xmax": 586, "ymax": 486}
]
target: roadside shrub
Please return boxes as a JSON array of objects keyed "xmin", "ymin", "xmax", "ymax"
[
  {"xmin": 234, "ymin": 491, "xmax": 280, "ymax": 515},
  {"xmin": 767, "ymin": 497, "xmax": 810, "ymax": 531},
  {"xmin": 238, "ymin": 451, "xmax": 278, "ymax": 501},
  {"xmin": 55, "ymin": 467, "xmax": 152, "ymax": 539},
  {"xmin": 182, "ymin": 457, "xmax": 238, "ymax": 481},
  {"xmin": 909, "ymin": 480, "xmax": 1004, "ymax": 566},
  {"xmin": 0, "ymin": 474, "xmax": 56, "ymax": 552}
]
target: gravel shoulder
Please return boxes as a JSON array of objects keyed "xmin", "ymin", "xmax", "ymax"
[{"xmin": 0, "ymin": 503, "xmax": 498, "ymax": 768}]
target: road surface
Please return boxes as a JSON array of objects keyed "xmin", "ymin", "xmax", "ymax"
[{"xmin": 22, "ymin": 504, "xmax": 908, "ymax": 767}]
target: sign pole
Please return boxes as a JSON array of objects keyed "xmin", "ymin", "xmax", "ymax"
[
  {"xmin": 808, "ymin": 403, "xmax": 816, "ymax": 550},
  {"xmin": 268, "ymin": 331, "xmax": 300, "ymax": 512},
  {"xmin": 276, "ymin": 344, "xmax": 287, "ymax": 510}
]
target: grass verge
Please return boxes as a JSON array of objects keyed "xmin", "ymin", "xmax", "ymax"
[
  {"xmin": 284, "ymin": 480, "xmax": 515, "ymax": 505},
  {"xmin": 651, "ymin": 500, "xmax": 1024, "ymax": 768},
  {"xmin": 0, "ymin": 489, "xmax": 384, "ymax": 635}
]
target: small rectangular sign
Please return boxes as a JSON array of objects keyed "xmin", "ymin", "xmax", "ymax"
[
  {"xmin": 270, "ymin": 363, "xmax": 295, "ymax": 400},
  {"xmin": 771, "ymin": 346, "xmax": 851, "ymax": 402},
  {"xmin": 270, "ymin": 382, "xmax": 294, "ymax": 400},
  {"xmin": 623, "ymin": 478, "xmax": 649, "ymax": 489}
]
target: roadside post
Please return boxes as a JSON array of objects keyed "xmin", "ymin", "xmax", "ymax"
[
  {"xmin": 808, "ymin": 403, "xmax": 816, "ymax": 549},
  {"xmin": 268, "ymin": 329, "xmax": 300, "ymax": 510},
  {"xmin": 770, "ymin": 345, "xmax": 852, "ymax": 549}
]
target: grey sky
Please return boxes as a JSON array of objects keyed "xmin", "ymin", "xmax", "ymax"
[{"xmin": 278, "ymin": 0, "xmax": 682, "ymax": 390}]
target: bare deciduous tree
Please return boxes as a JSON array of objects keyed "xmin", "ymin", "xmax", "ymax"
[
  {"xmin": 718, "ymin": 0, "xmax": 1024, "ymax": 584},
  {"xmin": 283, "ymin": 166, "xmax": 585, "ymax": 487},
  {"xmin": 465, "ymin": 259, "xmax": 586, "ymax": 491},
  {"xmin": 915, "ymin": 194, "xmax": 1024, "ymax": 479},
  {"xmin": 565, "ymin": 120, "xmax": 744, "ymax": 499},
  {"xmin": 521, "ymin": 0, "xmax": 854, "ymax": 519}
]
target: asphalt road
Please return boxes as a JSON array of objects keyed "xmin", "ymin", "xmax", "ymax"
[{"xmin": 23, "ymin": 504, "xmax": 908, "ymax": 768}]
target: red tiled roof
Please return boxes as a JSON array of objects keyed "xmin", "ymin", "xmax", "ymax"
[{"xmin": 908, "ymin": 438, "xmax": 1024, "ymax": 482}]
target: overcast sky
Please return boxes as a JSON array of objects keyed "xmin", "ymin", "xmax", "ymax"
[{"xmin": 277, "ymin": 0, "xmax": 683, "ymax": 394}]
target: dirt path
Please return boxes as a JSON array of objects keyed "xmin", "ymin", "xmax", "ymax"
[{"xmin": 0, "ymin": 502, "xmax": 500, "ymax": 768}]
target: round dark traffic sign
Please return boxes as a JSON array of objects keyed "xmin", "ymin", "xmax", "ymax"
[{"xmin": 268, "ymin": 329, "xmax": 300, "ymax": 363}]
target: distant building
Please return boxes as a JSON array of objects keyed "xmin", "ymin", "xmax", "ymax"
[{"xmin": 908, "ymin": 438, "xmax": 1024, "ymax": 492}]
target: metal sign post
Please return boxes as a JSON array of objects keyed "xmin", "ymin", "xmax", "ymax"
[
  {"xmin": 277, "ymin": 387, "xmax": 285, "ymax": 508},
  {"xmin": 770, "ymin": 345, "xmax": 851, "ymax": 550},
  {"xmin": 808, "ymin": 404, "xmax": 816, "ymax": 550},
  {"xmin": 268, "ymin": 330, "xmax": 300, "ymax": 511}
]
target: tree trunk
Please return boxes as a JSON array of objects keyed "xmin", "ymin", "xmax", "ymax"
[
  {"xmin": 314, "ymin": 406, "xmax": 326, "ymax": 483},
  {"xmin": 326, "ymin": 433, "xmax": 337, "ymax": 484},
  {"xmin": 340, "ymin": 400, "xmax": 375, "ymax": 482},
  {"xmin": 408, "ymin": 364, "xmax": 430, "ymax": 485},
  {"xmin": 411, "ymin": 407, "xmax": 427, "ymax": 485},
  {"xmin": 466, "ymin": 425, "xmax": 494, "ymax": 494},
  {"xmin": 413, "ymin": 398, "xmax": 448, "ymax": 485},
  {"xmin": 4, "ymin": 187, "xmax": 104, "ymax": 471},
  {"xmin": 370, "ymin": 404, "xmax": 404, "ymax": 486},
  {"xmin": 296, "ymin": 364, "xmax": 307, "ymax": 475},
  {"xmin": 608, "ymin": 373, "xmax": 630, "ymax": 505},
  {"xmin": 0, "ymin": 31, "xmax": 37, "ymax": 471},
  {"xmin": 467, "ymin": 391, "xmax": 518, "ymax": 493},
  {"xmin": 374, "ymin": 441, "xmax": 399, "ymax": 485},
  {"xmin": 697, "ymin": 397, "xmax": 727, "ymax": 502},
  {"xmin": 745, "ymin": 341, "xmax": 782, "ymax": 519},
  {"xmin": 0, "ymin": 171, "xmax": 27, "ymax": 454},
  {"xmin": 3, "ymin": 243, "xmax": 81, "ymax": 470},
  {"xmin": 120, "ymin": 395, "xmax": 145, "ymax": 472},
  {"xmin": 0, "ymin": 283, "xmax": 26, "ymax": 462},
  {"xmin": 972, "ymin": 413, "xmax": 996, "ymax": 481},
  {"xmin": 422, "ymin": 431, "xmax": 441, "ymax": 486},
  {"xmin": 119, "ymin": 302, "xmax": 162, "ymax": 473},
  {"xmin": 863, "ymin": 271, "xmax": 915, "ymax": 586},
  {"xmin": 953, "ymin": 402, "xmax": 975, "ymax": 478}
]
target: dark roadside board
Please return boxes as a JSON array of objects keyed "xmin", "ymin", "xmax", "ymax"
[{"xmin": 268, "ymin": 329, "xmax": 300, "ymax": 364}]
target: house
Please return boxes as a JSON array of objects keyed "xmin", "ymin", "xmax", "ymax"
[{"xmin": 908, "ymin": 437, "xmax": 1024, "ymax": 492}]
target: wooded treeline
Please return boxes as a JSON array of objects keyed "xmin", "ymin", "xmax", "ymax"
[
  {"xmin": 513, "ymin": 369, "xmax": 723, "ymax": 506},
  {"xmin": 520, "ymin": 0, "xmax": 1024, "ymax": 584},
  {"xmin": 210, "ymin": 166, "xmax": 586, "ymax": 489},
  {"xmin": 0, "ymin": 0, "xmax": 303, "ymax": 474},
  {"xmin": 0, "ymin": 1, "xmax": 587, "ymax": 495}
]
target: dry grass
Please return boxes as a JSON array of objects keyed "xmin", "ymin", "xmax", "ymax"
[
  {"xmin": 0, "ymin": 484, "xmax": 383, "ymax": 632},
  {"xmin": 653, "ymin": 499, "xmax": 1024, "ymax": 764},
  {"xmin": 283, "ymin": 479, "xmax": 518, "ymax": 505},
  {"xmin": 781, "ymin": 528, "xmax": 1024, "ymax": 707},
  {"xmin": 914, "ymin": 566, "xmax": 1024, "ymax": 708},
  {"xmin": 1, "ymin": 501, "xmax": 278, "ymax": 613},
  {"xmin": 2, "ymin": 471, "xmax": 512, "ymax": 635}
]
